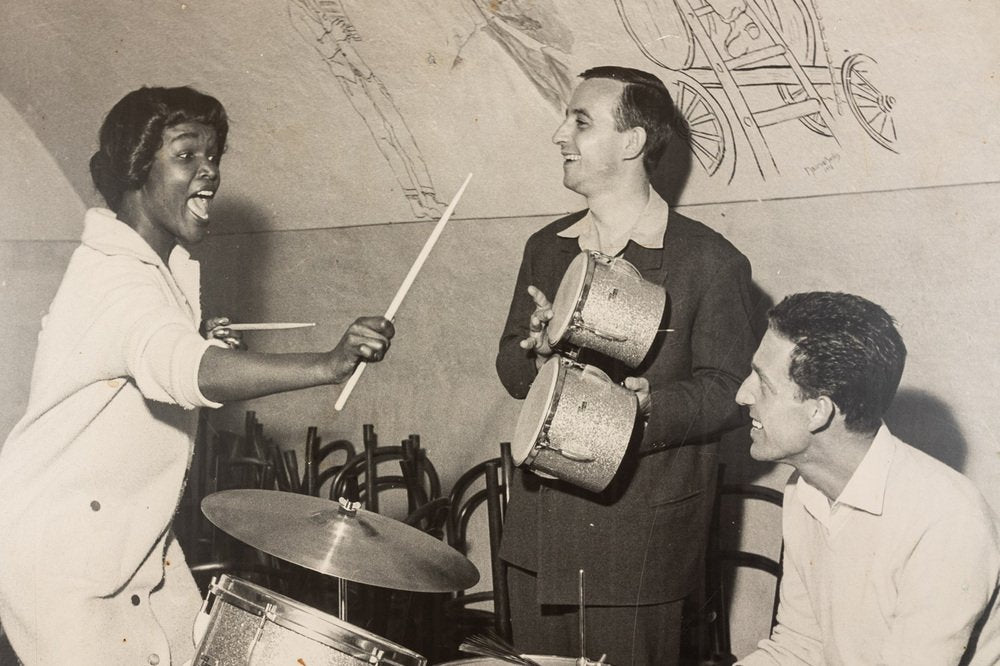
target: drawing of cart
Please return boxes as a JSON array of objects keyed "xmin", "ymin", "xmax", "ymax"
[{"xmin": 616, "ymin": 0, "xmax": 897, "ymax": 181}]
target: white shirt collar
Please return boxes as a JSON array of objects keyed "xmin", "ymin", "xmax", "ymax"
[
  {"xmin": 797, "ymin": 424, "xmax": 895, "ymax": 524},
  {"xmin": 556, "ymin": 186, "xmax": 669, "ymax": 256}
]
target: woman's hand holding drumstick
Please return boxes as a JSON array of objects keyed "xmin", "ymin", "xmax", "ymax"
[
  {"xmin": 520, "ymin": 285, "xmax": 556, "ymax": 370},
  {"xmin": 204, "ymin": 316, "xmax": 246, "ymax": 350},
  {"xmin": 328, "ymin": 316, "xmax": 395, "ymax": 384}
]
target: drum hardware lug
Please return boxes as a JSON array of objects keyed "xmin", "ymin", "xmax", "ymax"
[
  {"xmin": 560, "ymin": 346, "xmax": 582, "ymax": 362},
  {"xmin": 560, "ymin": 355, "xmax": 583, "ymax": 370},
  {"xmin": 248, "ymin": 602, "xmax": 276, "ymax": 652},
  {"xmin": 337, "ymin": 497, "xmax": 362, "ymax": 516},
  {"xmin": 570, "ymin": 312, "xmax": 627, "ymax": 343},
  {"xmin": 538, "ymin": 435, "xmax": 595, "ymax": 463},
  {"xmin": 552, "ymin": 442, "xmax": 595, "ymax": 463},
  {"xmin": 367, "ymin": 646, "xmax": 385, "ymax": 664}
]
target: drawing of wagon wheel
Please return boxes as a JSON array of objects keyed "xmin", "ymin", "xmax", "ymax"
[
  {"xmin": 840, "ymin": 53, "xmax": 897, "ymax": 152},
  {"xmin": 670, "ymin": 71, "xmax": 736, "ymax": 183},
  {"xmin": 758, "ymin": 0, "xmax": 835, "ymax": 137},
  {"xmin": 615, "ymin": 0, "xmax": 696, "ymax": 71}
]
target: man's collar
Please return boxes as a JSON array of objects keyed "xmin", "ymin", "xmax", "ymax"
[
  {"xmin": 797, "ymin": 424, "xmax": 894, "ymax": 521},
  {"xmin": 834, "ymin": 424, "xmax": 894, "ymax": 515},
  {"xmin": 556, "ymin": 186, "xmax": 669, "ymax": 255}
]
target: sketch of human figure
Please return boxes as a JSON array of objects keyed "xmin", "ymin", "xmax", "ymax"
[
  {"xmin": 288, "ymin": 0, "xmax": 446, "ymax": 219},
  {"xmin": 704, "ymin": 0, "xmax": 761, "ymax": 57},
  {"xmin": 457, "ymin": 0, "xmax": 575, "ymax": 111}
]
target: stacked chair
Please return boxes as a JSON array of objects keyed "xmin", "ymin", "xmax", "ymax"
[
  {"xmin": 178, "ymin": 413, "xmax": 529, "ymax": 662},
  {"xmin": 436, "ymin": 442, "xmax": 516, "ymax": 660},
  {"xmin": 177, "ymin": 411, "xmax": 456, "ymax": 659}
]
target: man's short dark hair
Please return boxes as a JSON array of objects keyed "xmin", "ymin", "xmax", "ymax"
[
  {"xmin": 89, "ymin": 86, "xmax": 229, "ymax": 212},
  {"xmin": 579, "ymin": 66, "xmax": 676, "ymax": 176},
  {"xmin": 768, "ymin": 291, "xmax": 906, "ymax": 434}
]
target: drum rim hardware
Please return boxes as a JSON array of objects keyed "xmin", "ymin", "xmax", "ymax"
[
  {"xmin": 549, "ymin": 251, "xmax": 596, "ymax": 349},
  {"xmin": 519, "ymin": 357, "xmax": 598, "ymax": 470},
  {"xmin": 199, "ymin": 574, "xmax": 425, "ymax": 665}
]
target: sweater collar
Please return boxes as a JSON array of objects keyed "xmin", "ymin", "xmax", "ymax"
[{"xmin": 81, "ymin": 207, "xmax": 192, "ymax": 268}]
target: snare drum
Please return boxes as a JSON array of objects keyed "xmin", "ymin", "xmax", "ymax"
[
  {"xmin": 193, "ymin": 575, "xmax": 426, "ymax": 666},
  {"xmin": 512, "ymin": 357, "xmax": 636, "ymax": 493},
  {"xmin": 548, "ymin": 251, "xmax": 667, "ymax": 368}
]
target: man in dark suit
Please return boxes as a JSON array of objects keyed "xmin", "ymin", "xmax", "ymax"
[{"xmin": 496, "ymin": 65, "xmax": 756, "ymax": 665}]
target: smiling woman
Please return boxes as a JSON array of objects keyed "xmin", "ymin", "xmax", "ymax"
[
  {"xmin": 0, "ymin": 86, "xmax": 396, "ymax": 666},
  {"xmin": 90, "ymin": 87, "xmax": 227, "ymax": 262}
]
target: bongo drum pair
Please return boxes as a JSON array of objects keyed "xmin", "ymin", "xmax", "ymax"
[{"xmin": 511, "ymin": 251, "xmax": 667, "ymax": 493}]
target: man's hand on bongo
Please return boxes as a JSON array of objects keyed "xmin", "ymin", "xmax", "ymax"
[
  {"xmin": 519, "ymin": 285, "xmax": 555, "ymax": 369},
  {"xmin": 624, "ymin": 376, "xmax": 651, "ymax": 420}
]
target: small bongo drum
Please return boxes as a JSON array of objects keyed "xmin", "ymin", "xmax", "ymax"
[
  {"xmin": 548, "ymin": 251, "xmax": 666, "ymax": 368},
  {"xmin": 512, "ymin": 357, "xmax": 636, "ymax": 493},
  {"xmin": 193, "ymin": 574, "xmax": 426, "ymax": 665}
]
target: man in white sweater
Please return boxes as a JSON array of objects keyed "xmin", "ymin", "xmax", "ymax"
[{"xmin": 736, "ymin": 291, "xmax": 1000, "ymax": 666}]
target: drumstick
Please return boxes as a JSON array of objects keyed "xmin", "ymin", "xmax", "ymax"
[
  {"xmin": 227, "ymin": 322, "xmax": 316, "ymax": 331},
  {"xmin": 578, "ymin": 568, "xmax": 586, "ymax": 663},
  {"xmin": 334, "ymin": 173, "xmax": 474, "ymax": 412}
]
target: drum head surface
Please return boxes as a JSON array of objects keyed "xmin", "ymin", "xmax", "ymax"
[
  {"xmin": 548, "ymin": 252, "xmax": 589, "ymax": 344},
  {"xmin": 511, "ymin": 357, "xmax": 561, "ymax": 464}
]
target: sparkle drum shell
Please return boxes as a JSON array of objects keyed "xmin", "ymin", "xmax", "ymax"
[
  {"xmin": 193, "ymin": 575, "xmax": 426, "ymax": 666},
  {"xmin": 548, "ymin": 251, "xmax": 666, "ymax": 368},
  {"xmin": 512, "ymin": 357, "xmax": 636, "ymax": 493}
]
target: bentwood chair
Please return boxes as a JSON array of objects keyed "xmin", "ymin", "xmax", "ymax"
[
  {"xmin": 303, "ymin": 425, "xmax": 357, "ymax": 497},
  {"xmin": 330, "ymin": 427, "xmax": 442, "ymax": 515},
  {"xmin": 695, "ymin": 464, "xmax": 784, "ymax": 666},
  {"xmin": 439, "ymin": 442, "xmax": 515, "ymax": 658}
]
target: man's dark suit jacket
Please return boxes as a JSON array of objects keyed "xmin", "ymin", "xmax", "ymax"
[{"xmin": 496, "ymin": 207, "xmax": 756, "ymax": 605}]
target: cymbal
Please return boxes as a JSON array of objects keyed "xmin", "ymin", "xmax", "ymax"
[{"xmin": 201, "ymin": 489, "xmax": 479, "ymax": 593}]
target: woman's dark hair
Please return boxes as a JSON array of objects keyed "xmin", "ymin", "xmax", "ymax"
[
  {"xmin": 89, "ymin": 86, "xmax": 228, "ymax": 211},
  {"xmin": 768, "ymin": 291, "xmax": 907, "ymax": 435}
]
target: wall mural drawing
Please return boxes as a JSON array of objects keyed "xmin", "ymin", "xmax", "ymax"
[
  {"xmin": 616, "ymin": 0, "xmax": 898, "ymax": 182},
  {"xmin": 288, "ymin": 0, "xmax": 447, "ymax": 219},
  {"xmin": 455, "ymin": 0, "xmax": 576, "ymax": 112}
]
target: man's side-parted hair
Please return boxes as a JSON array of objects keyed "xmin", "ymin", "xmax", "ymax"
[
  {"xmin": 579, "ymin": 66, "xmax": 676, "ymax": 176},
  {"xmin": 89, "ymin": 86, "xmax": 229, "ymax": 212},
  {"xmin": 768, "ymin": 291, "xmax": 906, "ymax": 434}
]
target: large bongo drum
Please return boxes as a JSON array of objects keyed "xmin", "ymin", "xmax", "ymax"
[
  {"xmin": 512, "ymin": 357, "xmax": 636, "ymax": 493},
  {"xmin": 548, "ymin": 251, "xmax": 666, "ymax": 368},
  {"xmin": 193, "ymin": 574, "xmax": 426, "ymax": 665}
]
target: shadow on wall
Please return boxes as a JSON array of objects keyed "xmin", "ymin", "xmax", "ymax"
[
  {"xmin": 651, "ymin": 125, "xmax": 693, "ymax": 206},
  {"xmin": 885, "ymin": 389, "xmax": 967, "ymax": 473},
  {"xmin": 192, "ymin": 196, "xmax": 277, "ymax": 317}
]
